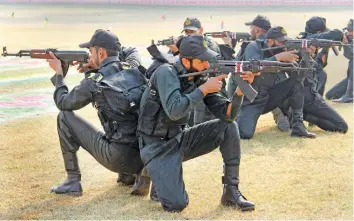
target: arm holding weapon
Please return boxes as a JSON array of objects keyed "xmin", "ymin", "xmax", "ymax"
[
  {"xmin": 262, "ymin": 39, "xmax": 349, "ymax": 70},
  {"xmin": 204, "ymin": 31, "xmax": 251, "ymax": 49},
  {"xmin": 1, "ymin": 46, "xmax": 90, "ymax": 85},
  {"xmin": 151, "ymin": 36, "xmax": 181, "ymax": 46},
  {"xmin": 298, "ymin": 30, "xmax": 344, "ymax": 56},
  {"xmin": 262, "ymin": 39, "xmax": 349, "ymax": 52},
  {"xmin": 178, "ymin": 60, "xmax": 315, "ymax": 103},
  {"xmin": 151, "ymin": 35, "xmax": 184, "ymax": 55}
]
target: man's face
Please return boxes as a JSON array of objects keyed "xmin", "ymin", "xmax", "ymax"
[
  {"xmin": 348, "ymin": 30, "xmax": 353, "ymax": 39},
  {"xmin": 182, "ymin": 57, "xmax": 209, "ymax": 72},
  {"xmin": 191, "ymin": 58, "xmax": 209, "ymax": 72},
  {"xmin": 184, "ymin": 28, "xmax": 202, "ymax": 36},
  {"xmin": 250, "ymin": 25, "xmax": 257, "ymax": 40},
  {"xmin": 267, "ymin": 39, "xmax": 286, "ymax": 55},
  {"xmin": 89, "ymin": 46, "xmax": 100, "ymax": 68}
]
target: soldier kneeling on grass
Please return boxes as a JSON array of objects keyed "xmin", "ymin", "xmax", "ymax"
[
  {"xmin": 47, "ymin": 29, "xmax": 146, "ymax": 196},
  {"xmin": 135, "ymin": 35, "xmax": 256, "ymax": 212}
]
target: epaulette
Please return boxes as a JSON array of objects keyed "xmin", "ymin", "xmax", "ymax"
[
  {"xmin": 87, "ymin": 72, "xmax": 103, "ymax": 82},
  {"xmin": 119, "ymin": 62, "xmax": 131, "ymax": 70}
]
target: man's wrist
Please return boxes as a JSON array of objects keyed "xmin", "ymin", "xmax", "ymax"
[
  {"xmin": 198, "ymin": 85, "xmax": 208, "ymax": 96},
  {"xmin": 56, "ymin": 70, "xmax": 64, "ymax": 76},
  {"xmin": 274, "ymin": 54, "xmax": 280, "ymax": 61}
]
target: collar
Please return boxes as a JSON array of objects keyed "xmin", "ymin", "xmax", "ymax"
[
  {"xmin": 98, "ymin": 56, "xmax": 120, "ymax": 70},
  {"xmin": 257, "ymin": 34, "xmax": 267, "ymax": 41}
]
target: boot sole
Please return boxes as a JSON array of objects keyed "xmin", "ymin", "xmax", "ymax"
[
  {"xmin": 290, "ymin": 134, "xmax": 316, "ymax": 139},
  {"xmin": 51, "ymin": 191, "xmax": 83, "ymax": 197},
  {"xmin": 221, "ymin": 202, "xmax": 255, "ymax": 211},
  {"xmin": 130, "ymin": 187, "xmax": 150, "ymax": 196}
]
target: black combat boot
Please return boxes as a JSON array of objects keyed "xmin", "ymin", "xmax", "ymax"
[
  {"xmin": 272, "ymin": 107, "xmax": 290, "ymax": 132},
  {"xmin": 130, "ymin": 167, "xmax": 151, "ymax": 196},
  {"xmin": 290, "ymin": 108, "xmax": 316, "ymax": 138},
  {"xmin": 150, "ymin": 184, "xmax": 159, "ymax": 202},
  {"xmin": 333, "ymin": 78, "xmax": 353, "ymax": 103},
  {"xmin": 117, "ymin": 173, "xmax": 136, "ymax": 186},
  {"xmin": 221, "ymin": 165, "xmax": 255, "ymax": 211},
  {"xmin": 51, "ymin": 175, "xmax": 82, "ymax": 196},
  {"xmin": 51, "ymin": 152, "xmax": 82, "ymax": 196}
]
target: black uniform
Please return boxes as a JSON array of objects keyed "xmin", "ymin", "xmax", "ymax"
[
  {"xmin": 137, "ymin": 35, "xmax": 254, "ymax": 212},
  {"xmin": 120, "ymin": 46, "xmax": 142, "ymax": 68},
  {"xmin": 300, "ymin": 29, "xmax": 348, "ymax": 133},
  {"xmin": 116, "ymin": 45, "xmax": 145, "ymax": 185},
  {"xmin": 305, "ymin": 29, "xmax": 343, "ymax": 97},
  {"xmin": 326, "ymin": 21, "xmax": 353, "ymax": 102},
  {"xmin": 52, "ymin": 56, "xmax": 145, "ymax": 194},
  {"xmin": 235, "ymin": 27, "xmax": 314, "ymax": 139}
]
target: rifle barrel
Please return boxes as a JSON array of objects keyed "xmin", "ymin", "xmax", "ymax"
[{"xmin": 261, "ymin": 45, "xmax": 286, "ymax": 51}]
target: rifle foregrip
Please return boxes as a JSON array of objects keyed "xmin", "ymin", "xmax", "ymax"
[
  {"xmin": 233, "ymin": 74, "xmax": 258, "ymax": 102},
  {"xmin": 332, "ymin": 47, "xmax": 339, "ymax": 56}
]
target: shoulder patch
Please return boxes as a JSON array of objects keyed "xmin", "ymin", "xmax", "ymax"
[
  {"xmin": 121, "ymin": 62, "xmax": 131, "ymax": 70},
  {"xmin": 281, "ymin": 28, "xmax": 287, "ymax": 35},
  {"xmin": 88, "ymin": 73, "xmax": 103, "ymax": 82},
  {"xmin": 202, "ymin": 40, "xmax": 207, "ymax": 48},
  {"xmin": 85, "ymin": 72, "xmax": 96, "ymax": 79}
]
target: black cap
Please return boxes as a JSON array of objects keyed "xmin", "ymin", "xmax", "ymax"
[
  {"xmin": 305, "ymin": 16, "xmax": 327, "ymax": 34},
  {"xmin": 346, "ymin": 19, "xmax": 353, "ymax": 31},
  {"xmin": 181, "ymin": 17, "xmax": 202, "ymax": 33},
  {"xmin": 79, "ymin": 29, "xmax": 121, "ymax": 51},
  {"xmin": 178, "ymin": 35, "xmax": 218, "ymax": 61},
  {"xmin": 266, "ymin": 26, "xmax": 290, "ymax": 42},
  {"xmin": 245, "ymin": 15, "xmax": 271, "ymax": 31}
]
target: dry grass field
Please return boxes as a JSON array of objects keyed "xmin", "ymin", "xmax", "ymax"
[{"xmin": 0, "ymin": 3, "xmax": 353, "ymax": 220}]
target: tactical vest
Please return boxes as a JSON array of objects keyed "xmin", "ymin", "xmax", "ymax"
[
  {"xmin": 145, "ymin": 44, "xmax": 178, "ymax": 79},
  {"xmin": 90, "ymin": 58, "xmax": 147, "ymax": 146},
  {"xmin": 235, "ymin": 41, "xmax": 251, "ymax": 61},
  {"xmin": 137, "ymin": 63, "xmax": 201, "ymax": 141}
]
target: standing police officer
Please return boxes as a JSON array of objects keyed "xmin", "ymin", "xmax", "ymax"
[
  {"xmin": 48, "ymin": 29, "xmax": 145, "ymax": 196},
  {"xmin": 137, "ymin": 35, "xmax": 255, "ymax": 212}
]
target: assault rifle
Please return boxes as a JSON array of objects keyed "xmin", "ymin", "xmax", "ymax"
[
  {"xmin": 297, "ymin": 32, "xmax": 342, "ymax": 56},
  {"xmin": 151, "ymin": 35, "xmax": 183, "ymax": 46},
  {"xmin": 204, "ymin": 31, "xmax": 251, "ymax": 48},
  {"xmin": 262, "ymin": 39, "xmax": 350, "ymax": 71},
  {"xmin": 178, "ymin": 60, "xmax": 315, "ymax": 102},
  {"xmin": 1, "ymin": 46, "xmax": 89, "ymax": 84},
  {"xmin": 262, "ymin": 39, "xmax": 348, "ymax": 52}
]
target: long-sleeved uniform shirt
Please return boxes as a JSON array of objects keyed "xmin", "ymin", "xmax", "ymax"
[
  {"xmin": 119, "ymin": 46, "xmax": 142, "ymax": 68},
  {"xmin": 343, "ymin": 34, "xmax": 353, "ymax": 78},
  {"xmin": 138, "ymin": 63, "xmax": 243, "ymax": 164}
]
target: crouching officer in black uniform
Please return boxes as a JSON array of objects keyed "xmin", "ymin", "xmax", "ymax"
[
  {"xmin": 47, "ymin": 29, "xmax": 145, "ymax": 196},
  {"xmin": 326, "ymin": 19, "xmax": 353, "ymax": 103},
  {"xmin": 75, "ymin": 29, "xmax": 144, "ymax": 186},
  {"xmin": 236, "ymin": 26, "xmax": 316, "ymax": 139},
  {"xmin": 137, "ymin": 35, "xmax": 255, "ymax": 212}
]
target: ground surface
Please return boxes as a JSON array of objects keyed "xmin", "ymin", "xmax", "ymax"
[{"xmin": 0, "ymin": 3, "xmax": 353, "ymax": 220}]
